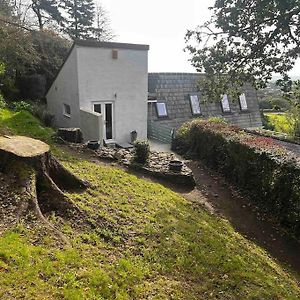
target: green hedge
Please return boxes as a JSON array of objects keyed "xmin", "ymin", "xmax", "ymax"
[{"xmin": 174, "ymin": 119, "xmax": 300, "ymax": 236}]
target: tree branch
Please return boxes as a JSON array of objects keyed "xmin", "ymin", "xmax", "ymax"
[{"xmin": 0, "ymin": 16, "xmax": 33, "ymax": 32}]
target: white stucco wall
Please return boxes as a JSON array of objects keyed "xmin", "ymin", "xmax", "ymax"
[
  {"xmin": 80, "ymin": 109, "xmax": 104, "ymax": 143},
  {"xmin": 76, "ymin": 45, "xmax": 148, "ymax": 143},
  {"xmin": 46, "ymin": 48, "xmax": 81, "ymax": 128}
]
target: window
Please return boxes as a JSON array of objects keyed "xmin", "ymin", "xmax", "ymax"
[
  {"xmin": 221, "ymin": 94, "xmax": 231, "ymax": 113},
  {"xmin": 156, "ymin": 102, "xmax": 168, "ymax": 117},
  {"xmin": 189, "ymin": 95, "xmax": 201, "ymax": 115},
  {"xmin": 112, "ymin": 49, "xmax": 118, "ymax": 59},
  {"xmin": 63, "ymin": 103, "xmax": 71, "ymax": 117},
  {"xmin": 239, "ymin": 93, "xmax": 248, "ymax": 111},
  {"xmin": 94, "ymin": 104, "xmax": 102, "ymax": 114}
]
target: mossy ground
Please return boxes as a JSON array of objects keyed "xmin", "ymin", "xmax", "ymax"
[{"xmin": 0, "ymin": 109, "xmax": 299, "ymax": 299}]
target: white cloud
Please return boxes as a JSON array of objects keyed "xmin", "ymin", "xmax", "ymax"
[
  {"xmin": 99, "ymin": 0, "xmax": 214, "ymax": 72},
  {"xmin": 99, "ymin": 0, "xmax": 300, "ymax": 76}
]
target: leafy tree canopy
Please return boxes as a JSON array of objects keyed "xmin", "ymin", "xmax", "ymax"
[
  {"xmin": 31, "ymin": 30, "xmax": 71, "ymax": 86},
  {"xmin": 185, "ymin": 0, "xmax": 300, "ymax": 100},
  {"xmin": 0, "ymin": 0, "xmax": 13, "ymax": 16},
  {"xmin": 0, "ymin": 62, "xmax": 5, "ymax": 76},
  {"xmin": 31, "ymin": 0, "xmax": 63, "ymax": 30},
  {"xmin": 61, "ymin": 0, "xmax": 95, "ymax": 40}
]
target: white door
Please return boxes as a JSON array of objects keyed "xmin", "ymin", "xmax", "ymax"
[{"xmin": 93, "ymin": 102, "xmax": 114, "ymax": 140}]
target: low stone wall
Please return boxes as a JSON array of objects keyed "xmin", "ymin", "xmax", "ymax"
[{"xmin": 96, "ymin": 147, "xmax": 195, "ymax": 188}]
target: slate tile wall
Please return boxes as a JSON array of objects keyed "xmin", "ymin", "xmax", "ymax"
[{"xmin": 148, "ymin": 73, "xmax": 262, "ymax": 134}]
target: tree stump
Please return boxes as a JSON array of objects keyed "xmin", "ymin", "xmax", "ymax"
[
  {"xmin": 57, "ymin": 128, "xmax": 83, "ymax": 143},
  {"xmin": 0, "ymin": 135, "xmax": 90, "ymax": 244}
]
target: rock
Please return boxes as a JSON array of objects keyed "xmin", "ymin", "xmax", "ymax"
[
  {"xmin": 94, "ymin": 146, "xmax": 196, "ymax": 188},
  {"xmin": 57, "ymin": 128, "xmax": 83, "ymax": 143}
]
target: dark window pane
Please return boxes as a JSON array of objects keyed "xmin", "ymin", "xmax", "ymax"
[
  {"xmin": 105, "ymin": 103, "xmax": 113, "ymax": 139},
  {"xmin": 94, "ymin": 104, "xmax": 101, "ymax": 114}
]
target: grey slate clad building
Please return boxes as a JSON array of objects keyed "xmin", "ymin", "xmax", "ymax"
[{"xmin": 148, "ymin": 73, "xmax": 262, "ymax": 143}]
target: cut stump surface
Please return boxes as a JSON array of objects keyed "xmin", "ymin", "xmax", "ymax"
[
  {"xmin": 0, "ymin": 135, "xmax": 50, "ymax": 157},
  {"xmin": 0, "ymin": 135, "xmax": 90, "ymax": 245}
]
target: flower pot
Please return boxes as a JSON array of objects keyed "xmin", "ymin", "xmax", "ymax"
[
  {"xmin": 87, "ymin": 140, "xmax": 100, "ymax": 150},
  {"xmin": 169, "ymin": 160, "xmax": 183, "ymax": 172}
]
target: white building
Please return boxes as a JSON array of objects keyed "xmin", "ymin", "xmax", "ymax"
[{"xmin": 46, "ymin": 40, "xmax": 149, "ymax": 145}]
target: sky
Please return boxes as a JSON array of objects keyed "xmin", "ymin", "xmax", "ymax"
[{"xmin": 100, "ymin": 0, "xmax": 300, "ymax": 76}]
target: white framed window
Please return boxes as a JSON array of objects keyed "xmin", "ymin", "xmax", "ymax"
[
  {"xmin": 239, "ymin": 93, "xmax": 248, "ymax": 111},
  {"xmin": 221, "ymin": 94, "xmax": 231, "ymax": 113},
  {"xmin": 189, "ymin": 95, "xmax": 201, "ymax": 115},
  {"xmin": 156, "ymin": 102, "xmax": 168, "ymax": 118},
  {"xmin": 63, "ymin": 103, "xmax": 71, "ymax": 117}
]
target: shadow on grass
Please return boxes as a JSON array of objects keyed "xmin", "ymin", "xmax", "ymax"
[{"xmin": 143, "ymin": 201, "xmax": 300, "ymax": 299}]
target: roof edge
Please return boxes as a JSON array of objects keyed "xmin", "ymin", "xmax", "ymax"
[
  {"xmin": 149, "ymin": 72, "xmax": 205, "ymax": 76},
  {"xmin": 74, "ymin": 40, "xmax": 149, "ymax": 51},
  {"xmin": 45, "ymin": 43, "xmax": 75, "ymax": 96}
]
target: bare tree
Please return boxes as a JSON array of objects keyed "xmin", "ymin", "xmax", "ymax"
[{"xmin": 92, "ymin": 3, "xmax": 114, "ymax": 41}]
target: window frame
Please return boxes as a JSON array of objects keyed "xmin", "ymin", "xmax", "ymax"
[
  {"xmin": 189, "ymin": 94, "xmax": 202, "ymax": 115},
  {"xmin": 155, "ymin": 102, "xmax": 168, "ymax": 118},
  {"xmin": 92, "ymin": 101, "xmax": 115, "ymax": 140},
  {"xmin": 63, "ymin": 103, "xmax": 71, "ymax": 117},
  {"xmin": 93, "ymin": 103, "xmax": 102, "ymax": 114},
  {"xmin": 220, "ymin": 94, "xmax": 231, "ymax": 113},
  {"xmin": 238, "ymin": 93, "xmax": 248, "ymax": 111}
]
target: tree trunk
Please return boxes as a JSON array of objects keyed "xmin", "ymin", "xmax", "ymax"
[{"xmin": 0, "ymin": 136, "xmax": 90, "ymax": 244}]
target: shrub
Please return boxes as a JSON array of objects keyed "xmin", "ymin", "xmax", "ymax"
[
  {"xmin": 43, "ymin": 111, "xmax": 55, "ymax": 127},
  {"xmin": 288, "ymin": 104, "xmax": 300, "ymax": 138},
  {"xmin": 31, "ymin": 103, "xmax": 55, "ymax": 127},
  {"xmin": 174, "ymin": 119, "xmax": 300, "ymax": 237},
  {"xmin": 133, "ymin": 140, "xmax": 150, "ymax": 164},
  {"xmin": 259, "ymin": 99, "xmax": 273, "ymax": 110},
  {"xmin": 11, "ymin": 101, "xmax": 33, "ymax": 112},
  {"xmin": 0, "ymin": 94, "xmax": 7, "ymax": 109},
  {"xmin": 207, "ymin": 116, "xmax": 227, "ymax": 124},
  {"xmin": 261, "ymin": 113, "xmax": 275, "ymax": 131},
  {"xmin": 259, "ymin": 98, "xmax": 290, "ymax": 111}
]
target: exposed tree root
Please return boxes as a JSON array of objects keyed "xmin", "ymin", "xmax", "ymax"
[
  {"xmin": 27, "ymin": 170, "xmax": 71, "ymax": 246},
  {"xmin": 0, "ymin": 136, "xmax": 91, "ymax": 246}
]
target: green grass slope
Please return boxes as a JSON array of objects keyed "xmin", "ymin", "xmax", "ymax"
[{"xmin": 0, "ymin": 109, "xmax": 299, "ymax": 299}]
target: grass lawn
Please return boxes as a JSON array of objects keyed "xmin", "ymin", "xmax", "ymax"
[
  {"xmin": 0, "ymin": 109, "xmax": 300, "ymax": 299},
  {"xmin": 264, "ymin": 112, "xmax": 293, "ymax": 134}
]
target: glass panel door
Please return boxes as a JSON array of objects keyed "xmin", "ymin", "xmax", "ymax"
[
  {"xmin": 105, "ymin": 103, "xmax": 113, "ymax": 140},
  {"xmin": 92, "ymin": 102, "xmax": 114, "ymax": 140}
]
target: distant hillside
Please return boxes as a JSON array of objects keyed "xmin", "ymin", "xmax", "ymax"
[{"xmin": 272, "ymin": 75, "xmax": 300, "ymax": 82}]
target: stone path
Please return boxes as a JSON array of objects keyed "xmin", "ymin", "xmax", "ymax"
[
  {"xmin": 277, "ymin": 139, "xmax": 300, "ymax": 156},
  {"xmin": 149, "ymin": 139, "xmax": 173, "ymax": 153}
]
